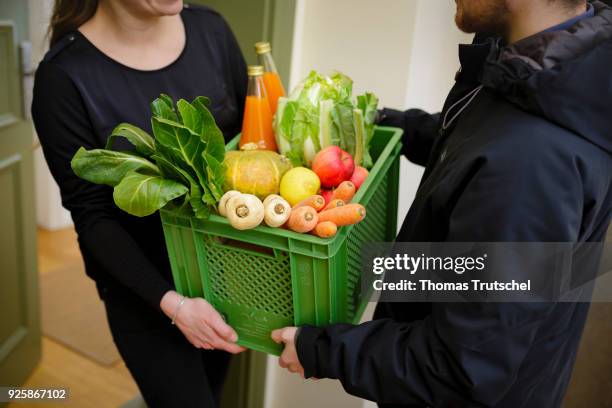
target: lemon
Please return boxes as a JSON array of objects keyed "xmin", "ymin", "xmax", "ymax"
[{"xmin": 280, "ymin": 167, "xmax": 321, "ymax": 206}]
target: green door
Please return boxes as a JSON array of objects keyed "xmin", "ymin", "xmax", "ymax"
[
  {"xmin": 193, "ymin": 0, "xmax": 296, "ymax": 88},
  {"xmin": 0, "ymin": 0, "xmax": 41, "ymax": 395},
  {"xmin": 188, "ymin": 1, "xmax": 296, "ymax": 407}
]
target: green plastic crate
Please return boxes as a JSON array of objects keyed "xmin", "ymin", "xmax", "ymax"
[{"xmin": 160, "ymin": 126, "xmax": 402, "ymax": 355}]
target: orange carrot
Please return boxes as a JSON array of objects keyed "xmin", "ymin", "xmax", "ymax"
[
  {"xmin": 294, "ymin": 195, "xmax": 326, "ymax": 212},
  {"xmin": 286, "ymin": 206, "xmax": 319, "ymax": 233},
  {"xmin": 312, "ymin": 221, "xmax": 337, "ymax": 238},
  {"xmin": 331, "ymin": 181, "xmax": 356, "ymax": 203},
  {"xmin": 318, "ymin": 204, "xmax": 366, "ymax": 226},
  {"xmin": 323, "ymin": 199, "xmax": 345, "ymax": 212}
]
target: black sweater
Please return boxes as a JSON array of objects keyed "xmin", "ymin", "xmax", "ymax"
[{"xmin": 32, "ymin": 5, "xmax": 247, "ymax": 309}]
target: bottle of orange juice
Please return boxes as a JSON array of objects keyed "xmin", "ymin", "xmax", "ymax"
[
  {"xmin": 240, "ymin": 65, "xmax": 277, "ymax": 151},
  {"xmin": 255, "ymin": 42, "xmax": 285, "ymax": 115}
]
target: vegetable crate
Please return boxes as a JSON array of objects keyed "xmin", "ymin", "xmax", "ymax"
[{"xmin": 160, "ymin": 126, "xmax": 402, "ymax": 355}]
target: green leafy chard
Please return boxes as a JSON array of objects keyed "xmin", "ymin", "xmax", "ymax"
[
  {"xmin": 105, "ymin": 123, "xmax": 156, "ymax": 157},
  {"xmin": 70, "ymin": 94, "xmax": 226, "ymax": 219},
  {"xmin": 71, "ymin": 147, "xmax": 160, "ymax": 187},
  {"xmin": 113, "ymin": 171, "xmax": 188, "ymax": 217}
]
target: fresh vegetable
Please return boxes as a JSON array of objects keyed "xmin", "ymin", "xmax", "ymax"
[
  {"xmin": 226, "ymin": 194, "xmax": 264, "ymax": 230},
  {"xmin": 71, "ymin": 94, "xmax": 226, "ymax": 218},
  {"xmin": 218, "ymin": 190, "xmax": 241, "ymax": 217},
  {"xmin": 279, "ymin": 167, "xmax": 321, "ymax": 206},
  {"xmin": 311, "ymin": 146, "xmax": 355, "ymax": 188},
  {"xmin": 312, "ymin": 221, "xmax": 337, "ymax": 238},
  {"xmin": 350, "ymin": 166, "xmax": 369, "ymax": 190},
  {"xmin": 274, "ymin": 70, "xmax": 379, "ymax": 167},
  {"xmin": 286, "ymin": 206, "xmax": 319, "ymax": 233},
  {"xmin": 320, "ymin": 189, "xmax": 333, "ymax": 205},
  {"xmin": 263, "ymin": 195, "xmax": 291, "ymax": 227},
  {"xmin": 318, "ymin": 203, "xmax": 366, "ymax": 226},
  {"xmin": 323, "ymin": 199, "xmax": 345, "ymax": 211},
  {"xmin": 294, "ymin": 195, "xmax": 326, "ymax": 212},
  {"xmin": 113, "ymin": 172, "xmax": 188, "ymax": 217},
  {"xmin": 223, "ymin": 143, "xmax": 293, "ymax": 199},
  {"xmin": 331, "ymin": 181, "xmax": 356, "ymax": 203}
]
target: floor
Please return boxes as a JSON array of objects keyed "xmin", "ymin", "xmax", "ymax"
[{"xmin": 9, "ymin": 228, "xmax": 139, "ymax": 408}]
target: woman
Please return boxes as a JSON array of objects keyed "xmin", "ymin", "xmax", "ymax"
[{"xmin": 32, "ymin": 1, "xmax": 247, "ymax": 406}]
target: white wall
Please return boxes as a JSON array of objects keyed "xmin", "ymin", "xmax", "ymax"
[
  {"xmin": 265, "ymin": 1, "xmax": 473, "ymax": 408},
  {"xmin": 397, "ymin": 0, "xmax": 473, "ymax": 235},
  {"xmin": 29, "ymin": 0, "xmax": 73, "ymax": 230}
]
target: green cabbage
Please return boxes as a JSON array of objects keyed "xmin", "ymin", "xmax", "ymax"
[{"xmin": 274, "ymin": 71, "xmax": 378, "ymax": 167}]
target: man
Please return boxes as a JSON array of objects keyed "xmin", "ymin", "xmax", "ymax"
[{"xmin": 272, "ymin": 0, "xmax": 612, "ymax": 406}]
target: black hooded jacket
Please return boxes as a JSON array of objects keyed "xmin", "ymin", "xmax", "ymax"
[{"xmin": 296, "ymin": 2, "xmax": 612, "ymax": 407}]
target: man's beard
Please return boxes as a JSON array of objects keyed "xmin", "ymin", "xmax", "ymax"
[{"xmin": 455, "ymin": 0, "xmax": 510, "ymax": 35}]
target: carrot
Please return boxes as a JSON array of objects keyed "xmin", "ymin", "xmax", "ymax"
[
  {"xmin": 286, "ymin": 206, "xmax": 319, "ymax": 233},
  {"xmin": 331, "ymin": 181, "xmax": 356, "ymax": 203},
  {"xmin": 294, "ymin": 195, "xmax": 326, "ymax": 212},
  {"xmin": 322, "ymin": 199, "xmax": 345, "ymax": 212},
  {"xmin": 318, "ymin": 204, "xmax": 366, "ymax": 226},
  {"xmin": 312, "ymin": 221, "xmax": 337, "ymax": 238}
]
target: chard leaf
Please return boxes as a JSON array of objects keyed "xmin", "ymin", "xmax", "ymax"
[
  {"xmin": 203, "ymin": 152, "xmax": 225, "ymax": 202},
  {"xmin": 153, "ymin": 153, "xmax": 209, "ymax": 219},
  {"xmin": 154, "ymin": 116, "xmax": 200, "ymax": 138},
  {"xmin": 177, "ymin": 99, "xmax": 203, "ymax": 136},
  {"xmin": 151, "ymin": 94, "xmax": 178, "ymax": 121},
  {"xmin": 113, "ymin": 171, "xmax": 188, "ymax": 217},
  {"xmin": 191, "ymin": 96, "xmax": 226, "ymax": 203},
  {"xmin": 105, "ymin": 123, "xmax": 156, "ymax": 157},
  {"xmin": 151, "ymin": 116, "xmax": 208, "ymax": 189},
  {"xmin": 71, "ymin": 147, "xmax": 159, "ymax": 187},
  {"xmin": 193, "ymin": 96, "xmax": 223, "ymax": 151},
  {"xmin": 152, "ymin": 97, "xmax": 225, "ymax": 198}
]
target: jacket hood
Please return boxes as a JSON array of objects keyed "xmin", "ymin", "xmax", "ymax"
[{"xmin": 480, "ymin": 1, "xmax": 612, "ymax": 154}]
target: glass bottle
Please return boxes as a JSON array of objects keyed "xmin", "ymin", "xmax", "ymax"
[
  {"xmin": 239, "ymin": 65, "xmax": 277, "ymax": 151},
  {"xmin": 255, "ymin": 41, "xmax": 285, "ymax": 115}
]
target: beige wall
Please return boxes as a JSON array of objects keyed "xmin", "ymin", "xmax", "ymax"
[{"xmin": 265, "ymin": 1, "xmax": 472, "ymax": 407}]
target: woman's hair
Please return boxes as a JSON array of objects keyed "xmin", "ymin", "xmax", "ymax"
[{"xmin": 49, "ymin": 0, "xmax": 99, "ymax": 47}]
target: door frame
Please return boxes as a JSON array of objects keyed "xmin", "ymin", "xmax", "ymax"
[{"xmin": 0, "ymin": 0, "xmax": 41, "ymax": 394}]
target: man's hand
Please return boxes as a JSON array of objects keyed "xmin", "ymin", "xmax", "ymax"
[{"xmin": 271, "ymin": 327, "xmax": 304, "ymax": 378}]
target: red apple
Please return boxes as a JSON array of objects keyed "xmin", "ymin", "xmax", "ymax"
[
  {"xmin": 312, "ymin": 146, "xmax": 355, "ymax": 188},
  {"xmin": 320, "ymin": 188, "xmax": 333, "ymax": 205},
  {"xmin": 350, "ymin": 166, "xmax": 369, "ymax": 190}
]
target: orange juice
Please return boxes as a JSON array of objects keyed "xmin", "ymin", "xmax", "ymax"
[
  {"xmin": 263, "ymin": 71, "xmax": 285, "ymax": 115},
  {"xmin": 241, "ymin": 96, "xmax": 276, "ymax": 151},
  {"xmin": 255, "ymin": 42, "xmax": 285, "ymax": 115},
  {"xmin": 239, "ymin": 65, "xmax": 277, "ymax": 151}
]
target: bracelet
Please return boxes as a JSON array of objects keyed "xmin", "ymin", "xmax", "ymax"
[{"xmin": 171, "ymin": 296, "xmax": 187, "ymax": 325}]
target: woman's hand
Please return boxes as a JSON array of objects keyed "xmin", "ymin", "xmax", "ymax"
[{"xmin": 160, "ymin": 290, "xmax": 246, "ymax": 354}]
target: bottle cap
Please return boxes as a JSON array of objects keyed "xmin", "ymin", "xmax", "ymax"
[
  {"xmin": 247, "ymin": 65, "xmax": 264, "ymax": 76},
  {"xmin": 254, "ymin": 41, "xmax": 271, "ymax": 54}
]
